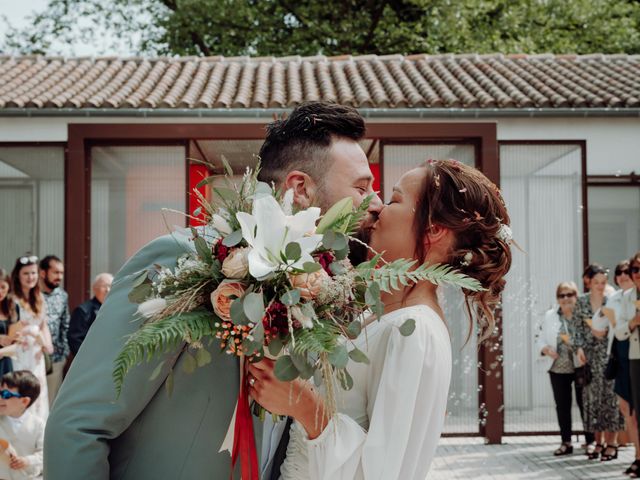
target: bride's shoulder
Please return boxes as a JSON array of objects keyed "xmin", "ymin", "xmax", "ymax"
[{"xmin": 381, "ymin": 305, "xmax": 448, "ymax": 338}]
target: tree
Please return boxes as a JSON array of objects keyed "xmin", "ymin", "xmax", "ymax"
[{"xmin": 2, "ymin": 0, "xmax": 640, "ymax": 57}]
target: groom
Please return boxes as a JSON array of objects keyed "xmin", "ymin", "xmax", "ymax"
[{"xmin": 44, "ymin": 101, "xmax": 382, "ymax": 479}]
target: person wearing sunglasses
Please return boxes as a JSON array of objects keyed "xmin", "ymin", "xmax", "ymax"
[
  {"xmin": 615, "ymin": 251, "xmax": 640, "ymax": 477},
  {"xmin": 573, "ymin": 264, "xmax": 625, "ymax": 461},
  {"xmin": 0, "ymin": 269, "xmax": 17, "ymax": 377},
  {"xmin": 9, "ymin": 255, "xmax": 53, "ymax": 424},
  {"xmin": 536, "ymin": 281, "xmax": 593, "ymax": 456},
  {"xmin": 0, "ymin": 370, "xmax": 44, "ymax": 479}
]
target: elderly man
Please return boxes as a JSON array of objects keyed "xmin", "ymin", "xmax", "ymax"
[{"xmin": 67, "ymin": 273, "xmax": 113, "ymax": 357}]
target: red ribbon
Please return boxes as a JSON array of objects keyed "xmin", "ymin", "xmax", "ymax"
[{"xmin": 230, "ymin": 364, "xmax": 259, "ymax": 480}]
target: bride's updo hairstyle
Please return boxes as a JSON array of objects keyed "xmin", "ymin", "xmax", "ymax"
[{"xmin": 414, "ymin": 159, "xmax": 512, "ymax": 341}]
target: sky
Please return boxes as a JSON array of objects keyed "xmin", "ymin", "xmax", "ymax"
[{"xmin": 0, "ymin": 0, "xmax": 132, "ymax": 56}]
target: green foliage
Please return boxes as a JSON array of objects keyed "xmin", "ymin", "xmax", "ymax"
[
  {"xmin": 4, "ymin": 0, "xmax": 640, "ymax": 57},
  {"xmin": 112, "ymin": 309, "xmax": 216, "ymax": 396},
  {"xmin": 361, "ymin": 259, "xmax": 485, "ymax": 294}
]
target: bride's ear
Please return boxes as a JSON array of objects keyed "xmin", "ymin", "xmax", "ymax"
[
  {"xmin": 283, "ymin": 170, "xmax": 318, "ymax": 209},
  {"xmin": 424, "ymin": 224, "xmax": 453, "ymax": 259}
]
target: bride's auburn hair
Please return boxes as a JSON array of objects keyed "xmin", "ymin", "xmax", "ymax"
[{"xmin": 414, "ymin": 159, "xmax": 512, "ymax": 342}]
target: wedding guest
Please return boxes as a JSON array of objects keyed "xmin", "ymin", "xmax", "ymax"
[
  {"xmin": 583, "ymin": 264, "xmax": 603, "ymax": 293},
  {"xmin": 615, "ymin": 251, "xmax": 640, "ymax": 477},
  {"xmin": 38, "ymin": 255, "xmax": 70, "ymax": 405},
  {"xmin": 0, "ymin": 370, "xmax": 44, "ymax": 479},
  {"xmin": 67, "ymin": 273, "xmax": 113, "ymax": 357},
  {"xmin": 10, "ymin": 255, "xmax": 53, "ymax": 423},
  {"xmin": 574, "ymin": 265, "xmax": 625, "ymax": 461},
  {"xmin": 536, "ymin": 281, "xmax": 593, "ymax": 455},
  {"xmin": 0, "ymin": 269, "xmax": 16, "ymax": 377}
]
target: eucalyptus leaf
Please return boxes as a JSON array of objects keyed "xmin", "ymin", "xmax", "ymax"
[
  {"xmin": 194, "ymin": 236, "xmax": 213, "ymax": 264},
  {"xmin": 339, "ymin": 369, "xmax": 354, "ymax": 390},
  {"xmin": 399, "ymin": 318, "xmax": 416, "ymax": 336},
  {"xmin": 328, "ymin": 344, "xmax": 349, "ymax": 369},
  {"xmin": 281, "ymin": 289, "xmax": 301, "ymax": 306},
  {"xmin": 329, "ymin": 262, "xmax": 347, "ymax": 276},
  {"xmin": 302, "ymin": 262, "xmax": 322, "ymax": 273},
  {"xmin": 285, "ymin": 242, "xmax": 302, "ymax": 261},
  {"xmin": 128, "ymin": 282, "xmax": 153, "ymax": 304},
  {"xmin": 230, "ymin": 298, "xmax": 250, "ymax": 325},
  {"xmin": 222, "ymin": 229, "xmax": 243, "ymax": 247},
  {"xmin": 274, "ymin": 355, "xmax": 300, "ymax": 382},
  {"xmin": 322, "ymin": 231, "xmax": 336, "ymax": 250},
  {"xmin": 268, "ymin": 336, "xmax": 283, "ymax": 357},
  {"xmin": 332, "ymin": 233, "xmax": 348, "ymax": 251},
  {"xmin": 291, "ymin": 352, "xmax": 314, "ymax": 379},
  {"xmin": 251, "ymin": 321, "xmax": 265, "ymax": 345},
  {"xmin": 195, "ymin": 348, "xmax": 212, "ymax": 367},
  {"xmin": 131, "ymin": 270, "xmax": 149, "ymax": 288},
  {"xmin": 333, "ymin": 246, "xmax": 348, "ymax": 261},
  {"xmin": 182, "ymin": 353, "xmax": 197, "ymax": 374},
  {"xmin": 243, "ymin": 292, "xmax": 265, "ymax": 324},
  {"xmin": 346, "ymin": 321, "xmax": 362, "ymax": 339},
  {"xmin": 348, "ymin": 347, "xmax": 370, "ymax": 364}
]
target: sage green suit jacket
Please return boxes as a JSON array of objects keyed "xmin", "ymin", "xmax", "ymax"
[{"xmin": 44, "ymin": 233, "xmax": 260, "ymax": 479}]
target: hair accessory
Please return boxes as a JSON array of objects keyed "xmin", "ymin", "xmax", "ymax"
[
  {"xmin": 460, "ymin": 251, "xmax": 473, "ymax": 267},
  {"xmin": 19, "ymin": 255, "xmax": 38, "ymax": 265},
  {"xmin": 497, "ymin": 224, "xmax": 513, "ymax": 243}
]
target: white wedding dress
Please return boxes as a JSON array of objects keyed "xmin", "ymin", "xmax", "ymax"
[{"xmin": 278, "ymin": 305, "xmax": 452, "ymax": 480}]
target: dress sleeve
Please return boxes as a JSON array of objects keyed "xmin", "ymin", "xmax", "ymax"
[{"xmin": 302, "ymin": 313, "xmax": 450, "ymax": 480}]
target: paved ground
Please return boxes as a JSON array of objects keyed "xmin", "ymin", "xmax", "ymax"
[{"xmin": 428, "ymin": 435, "xmax": 638, "ymax": 479}]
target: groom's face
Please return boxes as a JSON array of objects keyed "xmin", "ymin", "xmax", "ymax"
[{"xmin": 316, "ymin": 138, "xmax": 381, "ymax": 216}]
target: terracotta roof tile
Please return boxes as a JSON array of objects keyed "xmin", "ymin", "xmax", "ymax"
[{"xmin": 0, "ymin": 54, "xmax": 639, "ymax": 110}]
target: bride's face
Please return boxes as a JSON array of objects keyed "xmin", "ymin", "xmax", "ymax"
[{"xmin": 369, "ymin": 167, "xmax": 425, "ymax": 263}]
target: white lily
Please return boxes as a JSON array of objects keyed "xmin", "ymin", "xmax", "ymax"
[{"xmin": 236, "ymin": 195, "xmax": 322, "ymax": 280}]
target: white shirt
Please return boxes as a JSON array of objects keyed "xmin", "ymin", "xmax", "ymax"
[
  {"xmin": 275, "ymin": 305, "xmax": 452, "ymax": 480},
  {"xmin": 0, "ymin": 411, "xmax": 44, "ymax": 479}
]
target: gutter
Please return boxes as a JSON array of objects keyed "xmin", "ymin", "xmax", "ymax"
[{"xmin": 0, "ymin": 107, "xmax": 640, "ymax": 118}]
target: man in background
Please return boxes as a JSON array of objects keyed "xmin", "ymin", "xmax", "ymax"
[
  {"xmin": 67, "ymin": 273, "xmax": 113, "ymax": 358},
  {"xmin": 38, "ymin": 255, "xmax": 69, "ymax": 405}
]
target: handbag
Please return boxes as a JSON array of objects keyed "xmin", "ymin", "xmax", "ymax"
[
  {"xmin": 575, "ymin": 363, "xmax": 593, "ymax": 387},
  {"xmin": 604, "ymin": 338, "xmax": 619, "ymax": 381}
]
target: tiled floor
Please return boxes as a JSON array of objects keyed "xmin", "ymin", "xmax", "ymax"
[{"xmin": 428, "ymin": 436, "xmax": 638, "ymax": 479}]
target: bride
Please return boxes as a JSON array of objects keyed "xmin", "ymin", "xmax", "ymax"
[{"xmin": 248, "ymin": 159, "xmax": 512, "ymax": 479}]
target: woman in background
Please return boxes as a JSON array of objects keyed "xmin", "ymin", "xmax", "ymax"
[
  {"xmin": 11, "ymin": 255, "xmax": 53, "ymax": 422},
  {"xmin": 0, "ymin": 269, "xmax": 16, "ymax": 376},
  {"xmin": 536, "ymin": 281, "xmax": 592, "ymax": 455},
  {"xmin": 574, "ymin": 265, "xmax": 625, "ymax": 461},
  {"xmin": 615, "ymin": 252, "xmax": 640, "ymax": 477}
]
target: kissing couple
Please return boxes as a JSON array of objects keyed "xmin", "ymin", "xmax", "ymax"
[{"xmin": 45, "ymin": 101, "xmax": 512, "ymax": 480}]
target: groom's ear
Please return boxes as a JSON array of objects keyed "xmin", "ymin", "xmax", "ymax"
[{"xmin": 283, "ymin": 170, "xmax": 318, "ymax": 209}]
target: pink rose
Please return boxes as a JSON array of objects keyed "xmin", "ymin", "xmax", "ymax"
[
  {"xmin": 210, "ymin": 281, "xmax": 246, "ymax": 322},
  {"xmin": 287, "ymin": 269, "xmax": 329, "ymax": 300},
  {"xmin": 221, "ymin": 247, "xmax": 249, "ymax": 279}
]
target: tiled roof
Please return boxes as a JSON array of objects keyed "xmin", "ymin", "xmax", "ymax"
[{"xmin": 1, "ymin": 53, "xmax": 639, "ymax": 110}]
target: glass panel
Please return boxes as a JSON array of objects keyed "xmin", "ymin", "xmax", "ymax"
[
  {"xmin": 500, "ymin": 143, "xmax": 584, "ymax": 433},
  {"xmin": 383, "ymin": 143, "xmax": 478, "ymax": 434},
  {"xmin": 0, "ymin": 146, "xmax": 65, "ymax": 272},
  {"xmin": 588, "ymin": 187, "xmax": 640, "ymax": 272},
  {"xmin": 382, "ymin": 144, "xmax": 475, "ymax": 201},
  {"xmin": 91, "ymin": 146, "xmax": 186, "ymax": 280}
]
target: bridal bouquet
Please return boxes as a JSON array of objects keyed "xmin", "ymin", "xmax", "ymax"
[{"xmin": 112, "ymin": 160, "xmax": 482, "ymax": 479}]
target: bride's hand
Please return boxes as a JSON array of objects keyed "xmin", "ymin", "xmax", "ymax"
[{"xmin": 247, "ymin": 359, "xmax": 329, "ymax": 439}]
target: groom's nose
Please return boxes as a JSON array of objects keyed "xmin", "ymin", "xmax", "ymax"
[{"xmin": 368, "ymin": 191, "xmax": 383, "ymax": 216}]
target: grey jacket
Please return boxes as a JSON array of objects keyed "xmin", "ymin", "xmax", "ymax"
[{"xmin": 44, "ymin": 233, "xmax": 261, "ymax": 479}]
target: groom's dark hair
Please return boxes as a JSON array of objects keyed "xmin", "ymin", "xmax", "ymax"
[{"xmin": 257, "ymin": 101, "xmax": 366, "ymax": 186}]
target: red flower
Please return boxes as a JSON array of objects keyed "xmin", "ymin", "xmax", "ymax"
[
  {"xmin": 262, "ymin": 301, "xmax": 300, "ymax": 336},
  {"xmin": 316, "ymin": 251, "xmax": 335, "ymax": 276},
  {"xmin": 213, "ymin": 239, "xmax": 230, "ymax": 263}
]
